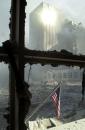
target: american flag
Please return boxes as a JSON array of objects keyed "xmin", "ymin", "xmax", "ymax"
[{"xmin": 51, "ymin": 87, "xmax": 60, "ymax": 119}]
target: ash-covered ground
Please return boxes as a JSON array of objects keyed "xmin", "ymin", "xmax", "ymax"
[
  {"xmin": 27, "ymin": 81, "xmax": 85, "ymax": 124},
  {"xmin": 1, "ymin": 81, "xmax": 85, "ymax": 129}
]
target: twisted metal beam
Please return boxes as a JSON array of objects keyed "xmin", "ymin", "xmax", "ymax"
[{"xmin": 0, "ymin": 46, "xmax": 85, "ymax": 67}]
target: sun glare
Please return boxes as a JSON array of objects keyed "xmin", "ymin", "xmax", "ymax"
[{"xmin": 41, "ymin": 6, "xmax": 57, "ymax": 26}]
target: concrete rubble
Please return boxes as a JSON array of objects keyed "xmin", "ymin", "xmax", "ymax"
[{"xmin": 27, "ymin": 118, "xmax": 85, "ymax": 130}]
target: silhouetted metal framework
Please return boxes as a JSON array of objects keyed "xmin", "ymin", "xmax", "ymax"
[
  {"xmin": 1, "ymin": 47, "xmax": 85, "ymax": 67},
  {"xmin": 0, "ymin": 0, "xmax": 85, "ymax": 130}
]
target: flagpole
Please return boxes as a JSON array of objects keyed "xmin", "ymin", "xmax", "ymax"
[{"xmin": 25, "ymin": 81, "xmax": 62, "ymax": 125}]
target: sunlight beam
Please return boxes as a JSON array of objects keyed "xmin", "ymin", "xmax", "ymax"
[{"xmin": 40, "ymin": 6, "xmax": 57, "ymax": 26}]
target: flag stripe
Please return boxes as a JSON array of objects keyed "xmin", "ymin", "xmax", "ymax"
[{"xmin": 51, "ymin": 87, "xmax": 60, "ymax": 119}]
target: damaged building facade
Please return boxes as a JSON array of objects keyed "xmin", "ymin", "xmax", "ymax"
[{"xmin": 28, "ymin": 2, "xmax": 82, "ymax": 83}]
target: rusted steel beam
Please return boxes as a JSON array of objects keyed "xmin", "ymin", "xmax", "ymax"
[
  {"xmin": 0, "ymin": 46, "xmax": 85, "ymax": 67},
  {"xmin": 24, "ymin": 55, "xmax": 85, "ymax": 67},
  {"xmin": 24, "ymin": 49, "xmax": 85, "ymax": 67},
  {"xmin": 9, "ymin": 0, "xmax": 27, "ymax": 129},
  {"xmin": 24, "ymin": 48, "xmax": 85, "ymax": 61}
]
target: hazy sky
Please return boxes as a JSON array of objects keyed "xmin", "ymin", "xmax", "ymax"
[
  {"xmin": 27, "ymin": 0, "xmax": 85, "ymax": 26},
  {"xmin": 0, "ymin": 0, "xmax": 85, "ymax": 43},
  {"xmin": 0, "ymin": 0, "xmax": 11, "ymax": 44}
]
